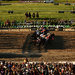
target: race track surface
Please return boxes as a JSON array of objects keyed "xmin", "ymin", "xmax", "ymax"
[{"xmin": 0, "ymin": 31, "xmax": 75, "ymax": 62}]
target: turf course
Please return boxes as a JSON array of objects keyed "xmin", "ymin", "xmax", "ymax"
[{"xmin": 0, "ymin": 3, "xmax": 75, "ymax": 22}]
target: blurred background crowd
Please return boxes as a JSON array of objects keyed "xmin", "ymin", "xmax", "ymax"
[{"xmin": 0, "ymin": 58, "xmax": 75, "ymax": 75}]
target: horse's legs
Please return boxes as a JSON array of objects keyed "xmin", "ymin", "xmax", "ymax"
[
  {"xmin": 38, "ymin": 39, "xmax": 42, "ymax": 50},
  {"xmin": 44, "ymin": 40, "xmax": 47, "ymax": 49}
]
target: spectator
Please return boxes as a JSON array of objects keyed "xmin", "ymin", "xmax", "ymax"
[
  {"xmin": 36, "ymin": 12, "xmax": 39, "ymax": 19},
  {"xmin": 32, "ymin": 13, "xmax": 35, "ymax": 18},
  {"xmin": 25, "ymin": 12, "xmax": 29, "ymax": 19},
  {"xmin": 24, "ymin": 58, "xmax": 28, "ymax": 63},
  {"xmin": 29, "ymin": 12, "xmax": 31, "ymax": 18},
  {"xmin": 1, "ymin": 21, "xmax": 4, "ymax": 28}
]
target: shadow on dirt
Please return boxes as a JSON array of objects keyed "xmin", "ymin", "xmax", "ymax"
[
  {"xmin": 22, "ymin": 35, "xmax": 65, "ymax": 53},
  {"xmin": 46, "ymin": 36, "xmax": 65, "ymax": 49},
  {"xmin": 0, "ymin": 53, "xmax": 41, "ymax": 58}
]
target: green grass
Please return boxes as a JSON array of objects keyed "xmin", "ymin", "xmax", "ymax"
[
  {"xmin": 0, "ymin": 3, "xmax": 75, "ymax": 22},
  {"xmin": 0, "ymin": 1, "xmax": 21, "ymax": 3}
]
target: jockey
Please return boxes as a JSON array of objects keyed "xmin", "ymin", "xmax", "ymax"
[
  {"xmin": 47, "ymin": 33, "xmax": 50, "ymax": 37},
  {"xmin": 41, "ymin": 28, "xmax": 46, "ymax": 34},
  {"xmin": 45, "ymin": 33, "xmax": 50, "ymax": 41},
  {"xmin": 45, "ymin": 36, "xmax": 49, "ymax": 41},
  {"xmin": 40, "ymin": 34, "xmax": 43, "ymax": 38},
  {"xmin": 40, "ymin": 34, "xmax": 45, "ymax": 39},
  {"xmin": 36, "ymin": 37, "xmax": 40, "ymax": 42},
  {"xmin": 36, "ymin": 30, "xmax": 39, "ymax": 35}
]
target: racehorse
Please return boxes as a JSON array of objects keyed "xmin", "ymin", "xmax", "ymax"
[{"xmin": 30, "ymin": 28, "xmax": 55, "ymax": 49}]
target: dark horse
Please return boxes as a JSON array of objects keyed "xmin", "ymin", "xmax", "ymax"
[{"xmin": 30, "ymin": 31, "xmax": 55, "ymax": 50}]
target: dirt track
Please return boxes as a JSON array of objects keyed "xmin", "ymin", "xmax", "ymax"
[{"xmin": 0, "ymin": 31, "xmax": 75, "ymax": 62}]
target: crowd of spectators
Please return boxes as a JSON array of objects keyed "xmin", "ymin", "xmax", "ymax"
[
  {"xmin": 0, "ymin": 58, "xmax": 75, "ymax": 75},
  {"xmin": 0, "ymin": 19, "xmax": 72, "ymax": 28}
]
